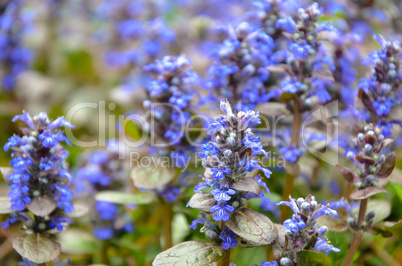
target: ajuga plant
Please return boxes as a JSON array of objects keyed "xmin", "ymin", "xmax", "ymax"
[
  {"xmin": 0, "ymin": 112, "xmax": 75, "ymax": 264},
  {"xmin": 0, "ymin": 0, "xmax": 33, "ymax": 91},
  {"xmin": 258, "ymin": 195, "xmax": 340, "ymax": 265},
  {"xmin": 270, "ymin": 2, "xmax": 338, "ymax": 221},
  {"xmin": 204, "ymin": 21, "xmax": 277, "ymax": 111},
  {"xmin": 154, "ymin": 100, "xmax": 277, "ymax": 265},
  {"xmin": 76, "ymin": 148, "xmax": 134, "ymax": 240},
  {"xmin": 130, "ymin": 54, "xmax": 200, "ymax": 249},
  {"xmin": 331, "ymin": 124, "xmax": 396, "ymax": 265},
  {"xmin": 358, "ymin": 35, "xmax": 402, "ymax": 137}
]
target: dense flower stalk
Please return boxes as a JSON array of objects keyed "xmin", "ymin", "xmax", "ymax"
[
  {"xmin": 142, "ymin": 54, "xmax": 199, "ymax": 166},
  {"xmin": 189, "ymin": 100, "xmax": 272, "ymax": 249},
  {"xmin": 204, "ymin": 22, "xmax": 277, "ymax": 110},
  {"xmin": 358, "ymin": 35, "xmax": 402, "ymax": 137},
  {"xmin": 273, "ymin": 195, "xmax": 340, "ymax": 265},
  {"xmin": 2, "ymin": 112, "xmax": 74, "ymax": 232},
  {"xmin": 0, "ymin": 0, "xmax": 34, "ymax": 91}
]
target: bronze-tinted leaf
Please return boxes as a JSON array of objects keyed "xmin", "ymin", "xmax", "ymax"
[
  {"xmin": 0, "ymin": 167, "xmax": 13, "ymax": 185},
  {"xmin": 376, "ymin": 152, "xmax": 395, "ymax": 178},
  {"xmin": 0, "ymin": 197, "xmax": 12, "ymax": 214},
  {"xmin": 316, "ymin": 214, "xmax": 348, "ymax": 232},
  {"xmin": 272, "ymin": 224, "xmax": 286, "ymax": 259},
  {"xmin": 187, "ymin": 193, "xmax": 216, "ymax": 213},
  {"xmin": 153, "ymin": 241, "xmax": 224, "ymax": 265},
  {"xmin": 66, "ymin": 203, "xmax": 89, "ymax": 218},
  {"xmin": 312, "ymin": 71, "xmax": 335, "ymax": 82},
  {"xmin": 225, "ymin": 208, "xmax": 277, "ymax": 245},
  {"xmin": 380, "ymin": 139, "xmax": 394, "ymax": 150},
  {"xmin": 388, "ymin": 106, "xmax": 402, "ymax": 121},
  {"xmin": 337, "ymin": 165, "xmax": 359, "ymax": 184},
  {"xmin": 266, "ymin": 64, "xmax": 290, "ymax": 73},
  {"xmin": 95, "ymin": 191, "xmax": 154, "ymax": 205},
  {"xmin": 256, "ymin": 103, "xmax": 291, "ymax": 116},
  {"xmin": 26, "ymin": 197, "xmax": 57, "ymax": 217},
  {"xmin": 131, "ymin": 164, "xmax": 175, "ymax": 189},
  {"xmin": 299, "ymin": 250, "xmax": 331, "ymax": 266},
  {"xmin": 388, "ymin": 167, "xmax": 402, "ymax": 185},
  {"xmin": 12, "ymin": 234, "xmax": 61, "ymax": 264},
  {"xmin": 355, "ymin": 154, "xmax": 375, "ymax": 165},
  {"xmin": 350, "ymin": 187, "xmax": 387, "ymax": 200},
  {"xmin": 230, "ymin": 177, "xmax": 261, "ymax": 196}
]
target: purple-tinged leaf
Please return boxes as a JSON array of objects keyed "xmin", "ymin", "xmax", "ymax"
[
  {"xmin": 376, "ymin": 152, "xmax": 396, "ymax": 178},
  {"xmin": 0, "ymin": 167, "xmax": 13, "ymax": 186},
  {"xmin": 13, "ymin": 233, "xmax": 61, "ymax": 264},
  {"xmin": 350, "ymin": 187, "xmax": 387, "ymax": 200},
  {"xmin": 355, "ymin": 154, "xmax": 375, "ymax": 165},
  {"xmin": 337, "ymin": 165, "xmax": 359, "ymax": 184},
  {"xmin": 26, "ymin": 197, "xmax": 57, "ymax": 217},
  {"xmin": 230, "ymin": 177, "xmax": 261, "ymax": 196},
  {"xmin": 187, "ymin": 193, "xmax": 216, "ymax": 213},
  {"xmin": 380, "ymin": 139, "xmax": 394, "ymax": 150},
  {"xmin": 272, "ymin": 224, "xmax": 286, "ymax": 259},
  {"xmin": 225, "ymin": 208, "xmax": 277, "ymax": 245}
]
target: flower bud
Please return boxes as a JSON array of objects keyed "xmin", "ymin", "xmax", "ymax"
[
  {"xmin": 318, "ymin": 226, "xmax": 328, "ymax": 236},
  {"xmin": 280, "ymin": 257, "xmax": 293, "ymax": 266}
]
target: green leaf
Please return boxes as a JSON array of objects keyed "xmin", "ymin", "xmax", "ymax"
[
  {"xmin": 299, "ymin": 250, "xmax": 331, "ymax": 266},
  {"xmin": 26, "ymin": 196, "xmax": 57, "ymax": 217},
  {"xmin": 153, "ymin": 241, "xmax": 224, "ymax": 265},
  {"xmin": 172, "ymin": 214, "xmax": 190, "ymax": 245},
  {"xmin": 12, "ymin": 233, "xmax": 61, "ymax": 264},
  {"xmin": 131, "ymin": 165, "xmax": 176, "ymax": 189},
  {"xmin": 95, "ymin": 191, "xmax": 154, "ymax": 205},
  {"xmin": 225, "ymin": 208, "xmax": 277, "ymax": 245},
  {"xmin": 58, "ymin": 229, "xmax": 101, "ymax": 254},
  {"xmin": 187, "ymin": 193, "xmax": 216, "ymax": 212},
  {"xmin": 370, "ymin": 220, "xmax": 402, "ymax": 238},
  {"xmin": 0, "ymin": 197, "xmax": 12, "ymax": 214}
]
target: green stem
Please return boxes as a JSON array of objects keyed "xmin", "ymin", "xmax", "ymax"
[
  {"xmin": 343, "ymin": 198, "xmax": 367, "ymax": 266},
  {"xmin": 162, "ymin": 200, "xmax": 173, "ymax": 250}
]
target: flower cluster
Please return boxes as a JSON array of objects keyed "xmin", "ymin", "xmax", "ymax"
[
  {"xmin": 0, "ymin": 0, "xmax": 34, "ymax": 91},
  {"xmin": 143, "ymin": 55, "xmax": 199, "ymax": 159},
  {"xmin": 358, "ymin": 35, "xmax": 402, "ymax": 137},
  {"xmin": 344, "ymin": 124, "xmax": 393, "ymax": 190},
  {"xmin": 189, "ymin": 100, "xmax": 272, "ymax": 249},
  {"xmin": 76, "ymin": 148, "xmax": 134, "ymax": 240},
  {"xmin": 204, "ymin": 22, "xmax": 278, "ymax": 111},
  {"xmin": 275, "ymin": 195, "xmax": 340, "ymax": 265},
  {"xmin": 2, "ymin": 112, "xmax": 74, "ymax": 232},
  {"xmin": 274, "ymin": 2, "xmax": 338, "ymax": 102},
  {"xmin": 95, "ymin": 0, "xmax": 175, "ymax": 68},
  {"xmin": 245, "ymin": 0, "xmax": 299, "ymax": 40}
]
